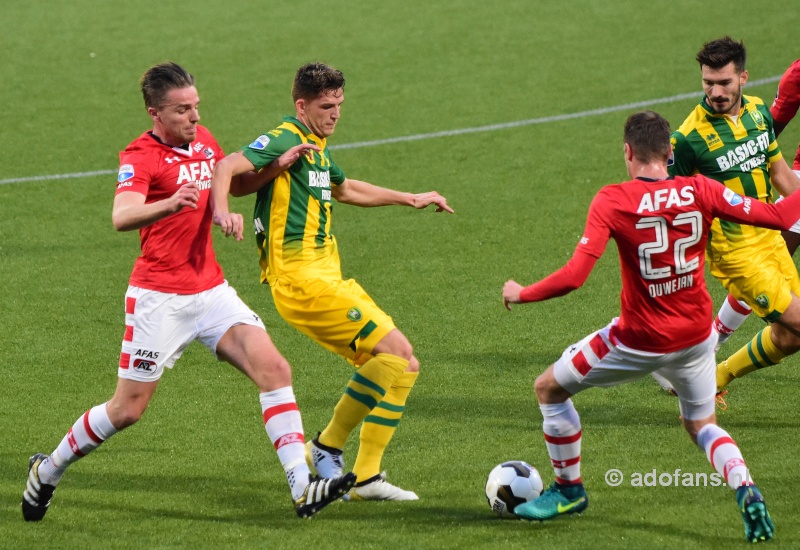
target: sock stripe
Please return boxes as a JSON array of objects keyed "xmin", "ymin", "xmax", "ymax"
[
  {"xmin": 551, "ymin": 456, "xmax": 581, "ymax": 468},
  {"xmin": 263, "ymin": 402, "xmax": 300, "ymax": 424},
  {"xmin": 351, "ymin": 372, "xmax": 387, "ymax": 397},
  {"xmin": 67, "ymin": 428, "xmax": 86, "ymax": 457},
  {"xmin": 273, "ymin": 432, "xmax": 305, "ymax": 450},
  {"xmin": 82, "ymin": 411, "xmax": 103, "ymax": 444},
  {"xmin": 708, "ymin": 436, "xmax": 736, "ymax": 470},
  {"xmin": 375, "ymin": 401, "xmax": 405, "ymax": 413},
  {"xmin": 345, "ymin": 386, "xmax": 379, "ymax": 410},
  {"xmin": 555, "ymin": 476, "xmax": 582, "ymax": 485},
  {"xmin": 745, "ymin": 342, "xmax": 769, "ymax": 370},
  {"xmin": 755, "ymin": 331, "xmax": 778, "ymax": 366},
  {"xmin": 727, "ymin": 294, "xmax": 752, "ymax": 314},
  {"xmin": 544, "ymin": 430, "xmax": 582, "ymax": 445},
  {"xmin": 363, "ymin": 415, "xmax": 400, "ymax": 427}
]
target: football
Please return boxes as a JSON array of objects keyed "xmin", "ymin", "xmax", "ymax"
[{"xmin": 485, "ymin": 461, "xmax": 543, "ymax": 518}]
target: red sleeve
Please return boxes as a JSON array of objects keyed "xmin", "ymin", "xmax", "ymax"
[
  {"xmin": 518, "ymin": 189, "xmax": 611, "ymax": 302},
  {"xmin": 696, "ymin": 174, "xmax": 800, "ymax": 230},
  {"xmin": 771, "ymin": 60, "xmax": 800, "ymax": 125},
  {"xmin": 116, "ymin": 150, "xmax": 152, "ymax": 196},
  {"xmin": 519, "ymin": 251, "xmax": 598, "ymax": 302}
]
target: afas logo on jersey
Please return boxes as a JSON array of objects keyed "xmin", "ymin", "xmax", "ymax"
[
  {"xmin": 118, "ymin": 164, "xmax": 134, "ymax": 182},
  {"xmin": 723, "ymin": 188, "xmax": 744, "ymax": 207},
  {"xmin": 249, "ymin": 135, "xmax": 270, "ymax": 150}
]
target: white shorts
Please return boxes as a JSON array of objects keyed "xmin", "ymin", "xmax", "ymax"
[
  {"xmin": 553, "ymin": 318, "xmax": 716, "ymax": 420},
  {"xmin": 118, "ymin": 281, "xmax": 265, "ymax": 382}
]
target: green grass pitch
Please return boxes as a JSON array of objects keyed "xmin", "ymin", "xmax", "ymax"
[{"xmin": 2, "ymin": 1, "xmax": 799, "ymax": 548}]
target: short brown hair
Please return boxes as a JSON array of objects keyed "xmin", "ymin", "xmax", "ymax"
[
  {"xmin": 624, "ymin": 111, "xmax": 671, "ymax": 163},
  {"xmin": 696, "ymin": 36, "xmax": 746, "ymax": 73},
  {"xmin": 140, "ymin": 62, "xmax": 195, "ymax": 109},
  {"xmin": 292, "ymin": 62, "xmax": 345, "ymax": 102}
]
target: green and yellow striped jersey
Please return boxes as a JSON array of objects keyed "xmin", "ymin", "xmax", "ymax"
[
  {"xmin": 242, "ymin": 116, "xmax": 346, "ymax": 285},
  {"xmin": 669, "ymin": 95, "xmax": 783, "ymax": 256}
]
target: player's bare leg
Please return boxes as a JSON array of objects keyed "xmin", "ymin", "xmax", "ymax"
[
  {"xmin": 309, "ymin": 328, "xmax": 418, "ymax": 500},
  {"xmin": 514, "ymin": 365, "xmax": 588, "ymax": 520},
  {"xmin": 717, "ymin": 294, "xmax": 800, "ymax": 391},
  {"xmin": 218, "ymin": 324, "xmax": 355, "ymax": 517},
  {"xmin": 683, "ymin": 414, "xmax": 774, "ymax": 543},
  {"xmin": 22, "ymin": 378, "xmax": 156, "ymax": 521}
]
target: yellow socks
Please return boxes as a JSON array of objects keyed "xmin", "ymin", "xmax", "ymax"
[
  {"xmin": 319, "ymin": 353, "xmax": 408, "ymax": 450},
  {"xmin": 353, "ymin": 371, "xmax": 418, "ymax": 482},
  {"xmin": 716, "ymin": 326, "xmax": 786, "ymax": 391}
]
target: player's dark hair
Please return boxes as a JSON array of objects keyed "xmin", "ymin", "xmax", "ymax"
[
  {"xmin": 292, "ymin": 62, "xmax": 345, "ymax": 102},
  {"xmin": 624, "ymin": 111, "xmax": 671, "ymax": 163},
  {"xmin": 140, "ymin": 62, "xmax": 195, "ymax": 109},
  {"xmin": 696, "ymin": 36, "xmax": 746, "ymax": 73}
]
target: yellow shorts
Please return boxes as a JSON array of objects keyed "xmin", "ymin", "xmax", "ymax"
[
  {"xmin": 708, "ymin": 236, "xmax": 800, "ymax": 321},
  {"xmin": 270, "ymin": 277, "xmax": 395, "ymax": 366}
]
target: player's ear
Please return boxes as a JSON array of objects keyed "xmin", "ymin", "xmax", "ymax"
[
  {"xmin": 624, "ymin": 143, "xmax": 634, "ymax": 162},
  {"xmin": 147, "ymin": 106, "xmax": 159, "ymax": 123},
  {"xmin": 739, "ymin": 69, "xmax": 749, "ymax": 86},
  {"xmin": 296, "ymin": 98, "xmax": 306, "ymax": 115}
]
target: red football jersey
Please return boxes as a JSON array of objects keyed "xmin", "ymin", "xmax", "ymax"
[
  {"xmin": 771, "ymin": 59, "xmax": 800, "ymax": 170},
  {"xmin": 522, "ymin": 174, "xmax": 800, "ymax": 353},
  {"xmin": 116, "ymin": 125, "xmax": 225, "ymax": 294}
]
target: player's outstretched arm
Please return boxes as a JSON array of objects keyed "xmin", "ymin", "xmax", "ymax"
[
  {"xmin": 503, "ymin": 252, "xmax": 598, "ymax": 311},
  {"xmin": 232, "ymin": 143, "xmax": 320, "ymax": 198},
  {"xmin": 770, "ymin": 157, "xmax": 800, "ymax": 197},
  {"xmin": 332, "ymin": 178, "xmax": 453, "ymax": 212},
  {"xmin": 112, "ymin": 183, "xmax": 200, "ymax": 232},
  {"xmin": 211, "ymin": 153, "xmax": 258, "ymax": 241}
]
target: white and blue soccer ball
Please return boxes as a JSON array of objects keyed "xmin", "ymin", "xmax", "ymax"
[{"xmin": 485, "ymin": 460, "xmax": 543, "ymax": 518}]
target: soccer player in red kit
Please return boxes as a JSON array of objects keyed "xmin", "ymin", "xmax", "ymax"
[
  {"xmin": 501, "ymin": 111, "xmax": 800, "ymax": 542},
  {"xmin": 21, "ymin": 62, "xmax": 355, "ymax": 522},
  {"xmin": 773, "ymin": 59, "xmax": 800, "ymax": 171}
]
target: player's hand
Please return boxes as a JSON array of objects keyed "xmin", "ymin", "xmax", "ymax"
[
  {"xmin": 503, "ymin": 280, "xmax": 523, "ymax": 311},
  {"xmin": 172, "ymin": 182, "xmax": 200, "ymax": 211},
  {"xmin": 412, "ymin": 191, "xmax": 454, "ymax": 213},
  {"xmin": 273, "ymin": 143, "xmax": 321, "ymax": 171},
  {"xmin": 213, "ymin": 210, "xmax": 245, "ymax": 241}
]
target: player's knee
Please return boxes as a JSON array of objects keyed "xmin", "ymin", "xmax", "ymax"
[
  {"xmin": 107, "ymin": 401, "xmax": 147, "ymax": 430},
  {"xmin": 533, "ymin": 374, "xmax": 552, "ymax": 402}
]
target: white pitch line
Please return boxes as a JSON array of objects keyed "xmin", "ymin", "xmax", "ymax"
[{"xmin": 0, "ymin": 76, "xmax": 781, "ymax": 186}]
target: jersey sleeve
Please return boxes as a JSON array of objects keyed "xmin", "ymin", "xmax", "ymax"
[
  {"xmin": 696, "ymin": 174, "xmax": 800, "ymax": 231},
  {"xmin": 241, "ymin": 127, "xmax": 301, "ymax": 170},
  {"xmin": 668, "ymin": 131, "xmax": 696, "ymax": 177},
  {"xmin": 329, "ymin": 156, "xmax": 346, "ymax": 185},
  {"xmin": 771, "ymin": 60, "xmax": 800, "ymax": 125},
  {"xmin": 116, "ymin": 151, "xmax": 152, "ymax": 196}
]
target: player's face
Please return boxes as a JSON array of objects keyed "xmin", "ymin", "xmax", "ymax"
[
  {"xmin": 701, "ymin": 62, "xmax": 748, "ymax": 116},
  {"xmin": 297, "ymin": 89, "xmax": 344, "ymax": 138},
  {"xmin": 149, "ymin": 86, "xmax": 201, "ymax": 146}
]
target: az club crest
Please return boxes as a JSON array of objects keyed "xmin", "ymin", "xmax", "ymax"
[{"xmin": 756, "ymin": 294, "xmax": 769, "ymax": 308}]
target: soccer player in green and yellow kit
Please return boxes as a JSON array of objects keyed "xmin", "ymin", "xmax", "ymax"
[
  {"xmin": 211, "ymin": 62, "xmax": 452, "ymax": 500},
  {"xmin": 660, "ymin": 37, "xmax": 800, "ymax": 401}
]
